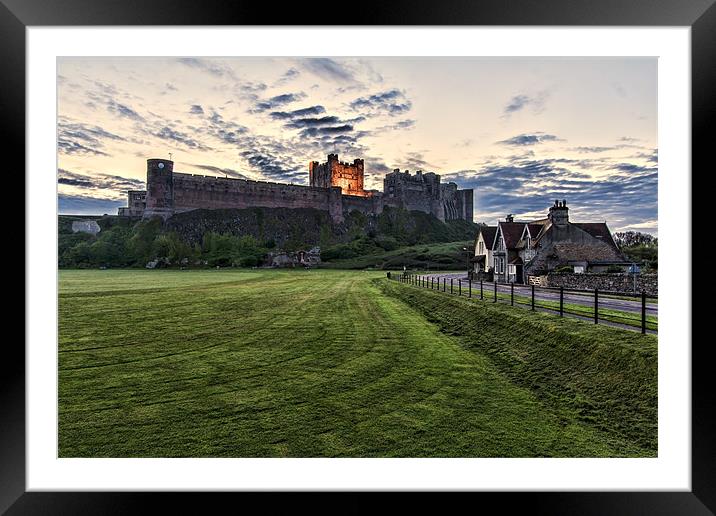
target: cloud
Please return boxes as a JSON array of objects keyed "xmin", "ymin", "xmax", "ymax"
[
  {"xmin": 153, "ymin": 126, "xmax": 212, "ymax": 151},
  {"xmin": 375, "ymin": 119, "xmax": 416, "ymax": 133},
  {"xmin": 284, "ymin": 115, "xmax": 364, "ymax": 130},
  {"xmin": 632, "ymin": 149, "xmax": 658, "ymax": 163},
  {"xmin": 58, "ymin": 169, "xmax": 145, "ymax": 194},
  {"xmin": 189, "ymin": 104, "xmax": 204, "ymax": 115},
  {"xmin": 273, "ymin": 67, "xmax": 300, "ymax": 87},
  {"xmin": 58, "ymin": 120, "xmax": 126, "ymax": 156},
  {"xmin": 239, "ymin": 151, "xmax": 303, "ymax": 183},
  {"xmin": 106, "ymin": 99, "xmax": 145, "ymax": 122},
  {"xmin": 298, "ymin": 125, "xmax": 354, "ymax": 138},
  {"xmin": 571, "ymin": 146, "xmax": 616, "ymax": 153},
  {"xmin": 445, "ymin": 156, "xmax": 656, "ymax": 232},
  {"xmin": 284, "ymin": 116, "xmax": 341, "ymax": 128},
  {"xmin": 301, "ymin": 58, "xmax": 355, "ymax": 82},
  {"xmin": 402, "ymin": 152, "xmax": 434, "ymax": 170},
  {"xmin": 497, "ymin": 133, "xmax": 561, "ymax": 146},
  {"xmin": 269, "ymin": 106, "xmax": 326, "ymax": 120},
  {"xmin": 502, "ymin": 91, "xmax": 549, "ymax": 117},
  {"xmin": 349, "ymin": 89, "xmax": 412, "ymax": 116},
  {"xmin": 504, "ymin": 94, "xmax": 530, "ymax": 114},
  {"xmin": 252, "ymin": 92, "xmax": 306, "ymax": 113},
  {"xmin": 176, "ymin": 57, "xmax": 235, "ymax": 78}
]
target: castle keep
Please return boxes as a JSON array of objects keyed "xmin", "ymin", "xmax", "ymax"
[
  {"xmin": 120, "ymin": 155, "xmax": 473, "ymax": 223},
  {"xmin": 309, "ymin": 154, "xmax": 370, "ymax": 197}
]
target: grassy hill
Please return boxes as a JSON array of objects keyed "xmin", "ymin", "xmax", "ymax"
[
  {"xmin": 322, "ymin": 240, "xmax": 474, "ymax": 270},
  {"xmin": 58, "ymin": 206, "xmax": 480, "ymax": 269}
]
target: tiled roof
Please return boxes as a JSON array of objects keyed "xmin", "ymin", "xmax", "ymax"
[
  {"xmin": 498, "ymin": 222, "xmax": 527, "ymax": 248},
  {"xmin": 572, "ymin": 223, "xmax": 619, "ymax": 251},
  {"xmin": 527, "ymin": 223, "xmax": 545, "ymax": 238},
  {"xmin": 478, "ymin": 226, "xmax": 498, "ymax": 248},
  {"xmin": 551, "ymin": 242, "xmax": 625, "ymax": 263}
]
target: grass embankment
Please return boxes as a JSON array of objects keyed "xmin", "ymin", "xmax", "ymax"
[
  {"xmin": 478, "ymin": 289, "xmax": 657, "ymax": 330},
  {"xmin": 379, "ymin": 279, "xmax": 657, "ymax": 452},
  {"xmin": 322, "ymin": 241, "xmax": 473, "ymax": 270},
  {"xmin": 59, "ymin": 269, "xmax": 656, "ymax": 457}
]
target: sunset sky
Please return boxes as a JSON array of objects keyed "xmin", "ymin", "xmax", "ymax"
[{"xmin": 57, "ymin": 56, "xmax": 657, "ymax": 233}]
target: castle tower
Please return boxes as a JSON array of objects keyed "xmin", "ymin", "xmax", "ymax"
[
  {"xmin": 144, "ymin": 158, "xmax": 174, "ymax": 219},
  {"xmin": 308, "ymin": 154, "xmax": 368, "ymax": 196}
]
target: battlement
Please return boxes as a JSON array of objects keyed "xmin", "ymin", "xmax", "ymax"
[{"xmin": 122, "ymin": 155, "xmax": 473, "ymax": 224}]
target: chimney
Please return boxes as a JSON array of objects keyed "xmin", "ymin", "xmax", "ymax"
[
  {"xmin": 505, "ymin": 214, "xmax": 514, "ymax": 223},
  {"xmin": 548, "ymin": 199, "xmax": 569, "ymax": 226}
]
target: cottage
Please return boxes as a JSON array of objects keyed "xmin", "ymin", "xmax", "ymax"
[
  {"xmin": 476, "ymin": 200, "xmax": 629, "ymax": 284},
  {"xmin": 523, "ymin": 201, "xmax": 627, "ymax": 281},
  {"xmin": 471, "ymin": 225, "xmax": 497, "ymax": 279},
  {"xmin": 492, "ymin": 214, "xmax": 548, "ymax": 284}
]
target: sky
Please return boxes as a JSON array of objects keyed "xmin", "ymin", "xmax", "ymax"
[{"xmin": 57, "ymin": 57, "xmax": 658, "ymax": 234}]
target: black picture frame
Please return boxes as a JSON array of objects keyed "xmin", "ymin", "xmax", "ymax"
[{"xmin": 6, "ymin": 0, "xmax": 712, "ymax": 513}]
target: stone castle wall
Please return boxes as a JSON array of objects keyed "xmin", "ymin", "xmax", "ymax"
[
  {"xmin": 135, "ymin": 156, "xmax": 473, "ymax": 223},
  {"xmin": 383, "ymin": 170, "xmax": 473, "ymax": 222}
]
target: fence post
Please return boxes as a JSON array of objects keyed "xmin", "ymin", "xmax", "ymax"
[
  {"xmin": 641, "ymin": 291, "xmax": 646, "ymax": 334},
  {"xmin": 494, "ymin": 281, "xmax": 497, "ymax": 303},
  {"xmin": 443, "ymin": 278, "xmax": 446, "ymax": 292},
  {"xmin": 450, "ymin": 278, "xmax": 453, "ymax": 294},
  {"xmin": 510, "ymin": 282, "xmax": 514, "ymax": 306},
  {"xmin": 531, "ymin": 284, "xmax": 535, "ymax": 311},
  {"xmin": 559, "ymin": 287, "xmax": 564, "ymax": 317},
  {"xmin": 594, "ymin": 288, "xmax": 599, "ymax": 324},
  {"xmin": 459, "ymin": 279, "xmax": 462, "ymax": 296},
  {"xmin": 480, "ymin": 280, "xmax": 483, "ymax": 300},
  {"xmin": 469, "ymin": 279, "xmax": 472, "ymax": 298}
]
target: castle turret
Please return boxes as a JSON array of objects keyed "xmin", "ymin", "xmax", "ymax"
[{"xmin": 144, "ymin": 158, "xmax": 174, "ymax": 219}]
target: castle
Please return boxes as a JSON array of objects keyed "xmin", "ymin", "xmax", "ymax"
[{"xmin": 119, "ymin": 154, "xmax": 473, "ymax": 223}]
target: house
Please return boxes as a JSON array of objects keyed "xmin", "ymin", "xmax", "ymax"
[
  {"xmin": 492, "ymin": 215, "xmax": 548, "ymax": 283},
  {"xmin": 523, "ymin": 200, "xmax": 628, "ymax": 280},
  {"xmin": 479, "ymin": 200, "xmax": 629, "ymax": 284},
  {"xmin": 471, "ymin": 225, "xmax": 497, "ymax": 279}
]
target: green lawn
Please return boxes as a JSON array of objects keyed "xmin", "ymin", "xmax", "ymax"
[{"xmin": 59, "ymin": 269, "xmax": 656, "ymax": 457}]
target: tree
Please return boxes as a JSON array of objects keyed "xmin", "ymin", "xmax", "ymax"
[{"xmin": 613, "ymin": 231, "xmax": 657, "ymax": 249}]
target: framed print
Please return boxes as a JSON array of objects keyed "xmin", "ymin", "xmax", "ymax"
[{"xmin": 7, "ymin": 0, "xmax": 713, "ymax": 513}]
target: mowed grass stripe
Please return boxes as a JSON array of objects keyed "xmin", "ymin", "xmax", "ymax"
[{"xmin": 59, "ymin": 270, "xmax": 652, "ymax": 457}]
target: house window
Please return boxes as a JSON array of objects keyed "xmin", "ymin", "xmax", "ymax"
[{"xmin": 508, "ymin": 264, "xmax": 516, "ymax": 275}]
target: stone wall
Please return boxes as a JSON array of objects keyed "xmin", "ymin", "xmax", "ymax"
[
  {"xmin": 543, "ymin": 272, "xmax": 658, "ymax": 296},
  {"xmin": 135, "ymin": 157, "xmax": 473, "ymax": 224},
  {"xmin": 341, "ymin": 193, "xmax": 383, "ymax": 216},
  {"xmin": 168, "ymin": 172, "xmax": 344, "ymax": 222}
]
